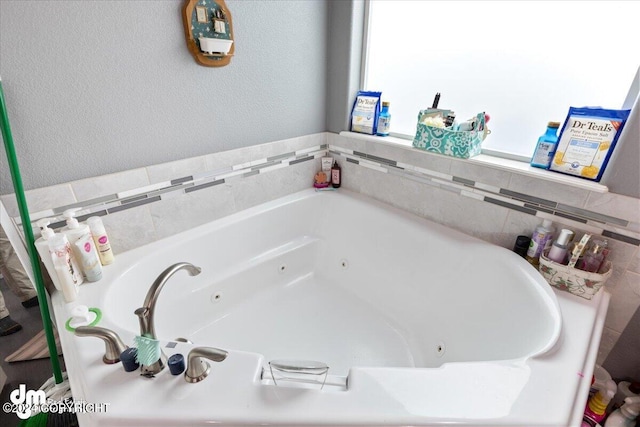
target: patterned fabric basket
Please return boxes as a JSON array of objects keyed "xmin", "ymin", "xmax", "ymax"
[
  {"xmin": 538, "ymin": 250, "xmax": 611, "ymax": 300},
  {"xmin": 412, "ymin": 111, "xmax": 485, "ymax": 159}
]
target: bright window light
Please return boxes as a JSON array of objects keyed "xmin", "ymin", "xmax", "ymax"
[{"xmin": 364, "ymin": 1, "xmax": 639, "ymax": 159}]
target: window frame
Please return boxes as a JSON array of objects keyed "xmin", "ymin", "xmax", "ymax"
[{"xmin": 359, "ymin": 1, "xmax": 638, "ymax": 164}]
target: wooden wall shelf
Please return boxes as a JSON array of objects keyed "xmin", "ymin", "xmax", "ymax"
[{"xmin": 182, "ymin": 0, "xmax": 235, "ymax": 67}]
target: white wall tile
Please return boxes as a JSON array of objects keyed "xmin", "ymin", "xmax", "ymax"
[
  {"xmin": 351, "ymin": 163, "xmax": 435, "ymax": 219},
  {"xmin": 1, "ymin": 184, "xmax": 76, "ymax": 217},
  {"xmin": 497, "ymin": 210, "xmax": 543, "ymax": 251},
  {"xmin": 231, "ymin": 158, "xmax": 320, "ymax": 212},
  {"xmin": 597, "ymin": 327, "xmax": 621, "ymax": 366},
  {"xmin": 449, "ymin": 159, "xmax": 512, "ymax": 188},
  {"xmin": 71, "ymin": 168, "xmax": 149, "ymax": 201},
  {"xmin": 331, "ymin": 134, "xmax": 368, "ymax": 154},
  {"xmin": 275, "ymin": 132, "xmax": 327, "ymax": 154},
  {"xmin": 427, "ymin": 189, "xmax": 509, "ymax": 245},
  {"xmin": 206, "ymin": 133, "xmax": 326, "ymax": 172},
  {"xmin": 507, "ymin": 174, "xmax": 589, "ymax": 207},
  {"xmin": 205, "ymin": 148, "xmax": 254, "ymax": 173},
  {"xmin": 146, "ymin": 156, "xmax": 208, "ymax": 184},
  {"xmin": 400, "ymin": 150, "xmax": 452, "ymax": 176},
  {"xmin": 150, "ymin": 184, "xmax": 236, "ymax": 240},
  {"xmin": 604, "ymin": 271, "xmax": 640, "ymax": 333},
  {"xmin": 628, "ymin": 247, "xmax": 640, "ymax": 275},
  {"xmin": 601, "ymin": 238, "xmax": 637, "ymax": 269},
  {"xmin": 100, "ymin": 206, "xmax": 156, "ymax": 254},
  {"xmin": 585, "ymin": 192, "xmax": 640, "ymax": 224}
]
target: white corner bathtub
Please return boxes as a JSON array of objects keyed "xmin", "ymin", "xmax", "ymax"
[{"xmin": 52, "ymin": 189, "xmax": 610, "ymax": 427}]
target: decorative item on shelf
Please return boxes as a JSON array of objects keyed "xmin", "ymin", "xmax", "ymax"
[
  {"xmin": 413, "ymin": 109, "xmax": 486, "ymax": 159},
  {"xmin": 549, "ymin": 106, "xmax": 631, "ymax": 181},
  {"xmin": 350, "ymin": 91, "xmax": 382, "ymax": 135},
  {"xmin": 182, "ymin": 0, "xmax": 234, "ymax": 67},
  {"xmin": 313, "ymin": 171, "xmax": 329, "ymax": 189}
]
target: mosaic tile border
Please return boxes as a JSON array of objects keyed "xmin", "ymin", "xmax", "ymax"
[
  {"xmin": 330, "ymin": 145, "xmax": 640, "ymax": 247},
  {"xmin": 25, "ymin": 144, "xmax": 328, "ymax": 230},
  {"xmin": 15, "ymin": 139, "xmax": 640, "ymax": 248}
]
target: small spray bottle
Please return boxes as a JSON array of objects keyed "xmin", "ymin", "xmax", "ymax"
[{"xmin": 583, "ymin": 379, "xmax": 616, "ymax": 426}]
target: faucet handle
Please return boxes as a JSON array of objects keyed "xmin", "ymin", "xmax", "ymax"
[
  {"xmin": 184, "ymin": 347, "xmax": 228, "ymax": 383},
  {"xmin": 75, "ymin": 326, "xmax": 128, "ymax": 364}
]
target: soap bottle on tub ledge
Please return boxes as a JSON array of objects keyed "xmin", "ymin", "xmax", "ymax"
[
  {"xmin": 47, "ymin": 233, "xmax": 83, "ymax": 303},
  {"xmin": 87, "ymin": 216, "xmax": 114, "ymax": 265},
  {"xmin": 525, "ymin": 219, "xmax": 554, "ymax": 266},
  {"xmin": 331, "ymin": 161, "xmax": 341, "ymax": 188},
  {"xmin": 61, "ymin": 209, "xmax": 102, "ymax": 282}
]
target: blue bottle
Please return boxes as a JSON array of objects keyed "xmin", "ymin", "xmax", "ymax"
[
  {"xmin": 531, "ymin": 121, "xmax": 560, "ymax": 169},
  {"xmin": 376, "ymin": 102, "xmax": 391, "ymax": 136}
]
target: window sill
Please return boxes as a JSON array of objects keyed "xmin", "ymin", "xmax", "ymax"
[{"xmin": 339, "ymin": 131, "xmax": 609, "ymax": 194}]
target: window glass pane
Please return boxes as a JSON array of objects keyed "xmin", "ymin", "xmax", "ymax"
[{"xmin": 365, "ymin": 0, "xmax": 639, "ymax": 158}]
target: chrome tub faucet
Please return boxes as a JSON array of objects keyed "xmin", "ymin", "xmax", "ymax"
[{"xmin": 134, "ymin": 262, "xmax": 201, "ymax": 376}]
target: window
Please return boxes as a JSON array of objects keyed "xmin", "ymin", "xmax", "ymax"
[{"xmin": 364, "ymin": 1, "xmax": 639, "ymax": 160}]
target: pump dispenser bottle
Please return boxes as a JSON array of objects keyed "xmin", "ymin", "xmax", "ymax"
[
  {"xmin": 34, "ymin": 218, "xmax": 59, "ymax": 289},
  {"xmin": 580, "ymin": 240, "xmax": 608, "ymax": 273},
  {"xmin": 61, "ymin": 209, "xmax": 102, "ymax": 281},
  {"xmin": 47, "ymin": 233, "xmax": 83, "ymax": 302},
  {"xmin": 605, "ymin": 396, "xmax": 640, "ymax": 427},
  {"xmin": 548, "ymin": 229, "xmax": 574, "ymax": 264},
  {"xmin": 61, "ymin": 208, "xmax": 90, "ymax": 243},
  {"xmin": 583, "ymin": 379, "xmax": 617, "ymax": 426}
]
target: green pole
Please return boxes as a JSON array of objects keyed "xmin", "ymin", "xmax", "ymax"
[{"xmin": 0, "ymin": 78, "xmax": 64, "ymax": 384}]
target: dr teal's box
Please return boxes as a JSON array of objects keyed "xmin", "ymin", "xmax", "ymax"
[
  {"xmin": 549, "ymin": 107, "xmax": 631, "ymax": 181},
  {"xmin": 412, "ymin": 111, "xmax": 486, "ymax": 159}
]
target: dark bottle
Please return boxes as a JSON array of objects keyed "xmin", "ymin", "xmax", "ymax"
[
  {"xmin": 331, "ymin": 161, "xmax": 341, "ymax": 188},
  {"xmin": 513, "ymin": 235, "xmax": 531, "ymax": 258}
]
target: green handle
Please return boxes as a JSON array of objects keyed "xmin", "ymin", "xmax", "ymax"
[{"xmin": 0, "ymin": 79, "xmax": 64, "ymax": 384}]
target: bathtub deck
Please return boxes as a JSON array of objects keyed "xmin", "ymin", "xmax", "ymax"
[{"xmin": 189, "ymin": 272, "xmax": 417, "ymax": 376}]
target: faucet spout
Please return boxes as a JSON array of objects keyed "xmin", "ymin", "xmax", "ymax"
[
  {"xmin": 134, "ymin": 262, "xmax": 201, "ymax": 340},
  {"xmin": 134, "ymin": 262, "xmax": 201, "ymax": 377}
]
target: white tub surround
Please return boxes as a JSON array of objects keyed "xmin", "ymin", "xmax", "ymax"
[{"xmin": 53, "ymin": 189, "xmax": 607, "ymax": 427}]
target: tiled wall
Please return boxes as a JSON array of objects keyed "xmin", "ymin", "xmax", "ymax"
[
  {"xmin": 327, "ymin": 133, "xmax": 640, "ymax": 366},
  {"xmin": 2, "ymin": 131, "xmax": 639, "ymax": 368},
  {"xmin": 1, "ymin": 133, "xmax": 326, "ymax": 253}
]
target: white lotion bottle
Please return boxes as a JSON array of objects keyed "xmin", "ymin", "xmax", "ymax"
[
  {"xmin": 547, "ymin": 229, "xmax": 574, "ymax": 264},
  {"xmin": 61, "ymin": 208, "xmax": 91, "ymax": 243},
  {"xmin": 73, "ymin": 234, "xmax": 103, "ymax": 282},
  {"xmin": 61, "ymin": 208, "xmax": 102, "ymax": 281},
  {"xmin": 87, "ymin": 216, "xmax": 114, "ymax": 265},
  {"xmin": 605, "ymin": 396, "xmax": 640, "ymax": 427},
  {"xmin": 47, "ymin": 233, "xmax": 83, "ymax": 302},
  {"xmin": 34, "ymin": 218, "xmax": 60, "ymax": 290}
]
